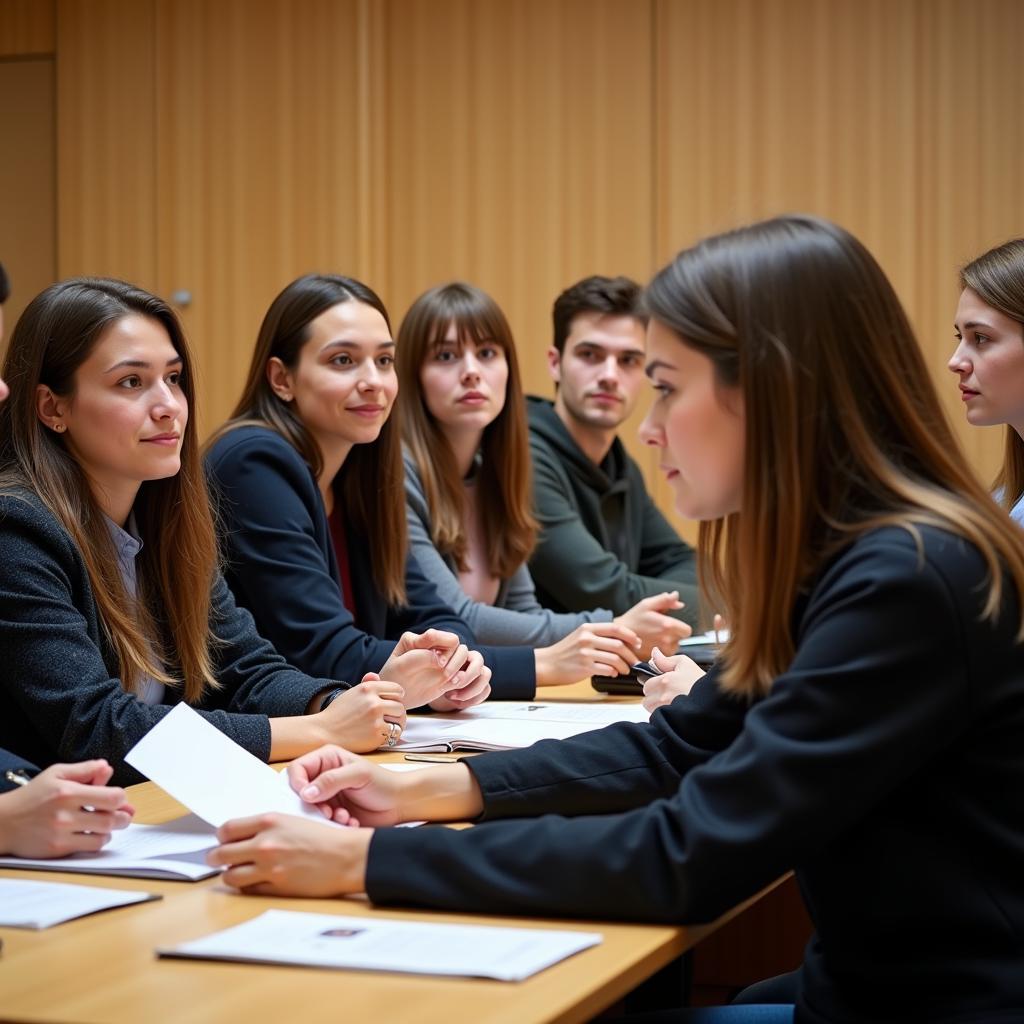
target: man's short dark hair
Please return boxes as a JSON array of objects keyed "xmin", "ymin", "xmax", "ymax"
[
  {"xmin": 0, "ymin": 262, "xmax": 9, "ymax": 304},
  {"xmin": 551, "ymin": 275, "xmax": 645, "ymax": 354}
]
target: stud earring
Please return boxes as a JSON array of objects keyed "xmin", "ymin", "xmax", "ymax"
[{"xmin": 53, "ymin": 423, "xmax": 66, "ymax": 433}]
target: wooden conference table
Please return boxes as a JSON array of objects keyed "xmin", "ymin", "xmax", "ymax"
[{"xmin": 0, "ymin": 682, "xmax": 777, "ymax": 1024}]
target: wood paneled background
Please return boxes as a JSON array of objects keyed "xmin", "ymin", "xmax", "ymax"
[{"xmin": 2, "ymin": 0, "xmax": 1023, "ymax": 539}]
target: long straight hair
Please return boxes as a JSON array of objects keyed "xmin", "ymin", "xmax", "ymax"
[
  {"xmin": 0, "ymin": 278, "xmax": 219, "ymax": 701},
  {"xmin": 645, "ymin": 215, "xmax": 1024, "ymax": 698},
  {"xmin": 207, "ymin": 273, "xmax": 406, "ymax": 605},
  {"xmin": 959, "ymin": 238, "xmax": 1024, "ymax": 511},
  {"xmin": 398, "ymin": 282, "xmax": 536, "ymax": 579}
]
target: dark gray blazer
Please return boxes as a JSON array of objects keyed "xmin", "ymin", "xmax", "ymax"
[{"xmin": 0, "ymin": 491, "xmax": 337, "ymax": 785}]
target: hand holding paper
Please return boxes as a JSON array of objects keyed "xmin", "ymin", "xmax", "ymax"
[{"xmin": 124, "ymin": 703, "xmax": 340, "ymax": 829}]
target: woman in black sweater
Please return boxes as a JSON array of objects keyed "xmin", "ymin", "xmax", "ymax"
[{"xmin": 211, "ymin": 217, "xmax": 1024, "ymax": 1023}]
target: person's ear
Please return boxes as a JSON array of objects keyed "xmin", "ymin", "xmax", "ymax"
[
  {"xmin": 546, "ymin": 346, "xmax": 562, "ymax": 387},
  {"xmin": 36, "ymin": 385, "xmax": 69, "ymax": 433},
  {"xmin": 266, "ymin": 358, "xmax": 295, "ymax": 403}
]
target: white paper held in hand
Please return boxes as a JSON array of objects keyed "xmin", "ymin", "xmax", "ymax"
[{"xmin": 124, "ymin": 703, "xmax": 337, "ymax": 829}]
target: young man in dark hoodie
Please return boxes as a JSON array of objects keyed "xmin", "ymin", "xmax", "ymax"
[{"xmin": 527, "ymin": 275, "xmax": 700, "ymax": 627}]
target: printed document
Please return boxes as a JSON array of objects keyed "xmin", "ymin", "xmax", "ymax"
[{"xmin": 160, "ymin": 908, "xmax": 601, "ymax": 981}]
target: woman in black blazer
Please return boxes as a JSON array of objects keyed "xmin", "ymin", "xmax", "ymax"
[
  {"xmin": 205, "ymin": 274, "xmax": 536, "ymax": 703},
  {"xmin": 0, "ymin": 267, "xmax": 132, "ymax": 857},
  {"xmin": 0, "ymin": 278, "xmax": 406, "ymax": 786},
  {"xmin": 211, "ymin": 218, "xmax": 1024, "ymax": 1023}
]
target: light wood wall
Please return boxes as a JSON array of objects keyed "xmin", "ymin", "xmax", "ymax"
[{"xmin": 10, "ymin": 0, "xmax": 1023, "ymax": 538}]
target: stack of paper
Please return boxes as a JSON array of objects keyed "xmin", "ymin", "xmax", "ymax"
[
  {"xmin": 160, "ymin": 909, "xmax": 601, "ymax": 981},
  {"xmin": 0, "ymin": 878, "xmax": 160, "ymax": 928},
  {"xmin": 394, "ymin": 701, "xmax": 649, "ymax": 752},
  {"xmin": 0, "ymin": 813, "xmax": 219, "ymax": 881}
]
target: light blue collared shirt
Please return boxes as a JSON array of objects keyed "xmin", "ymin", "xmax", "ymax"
[{"xmin": 104, "ymin": 513, "xmax": 166, "ymax": 705}]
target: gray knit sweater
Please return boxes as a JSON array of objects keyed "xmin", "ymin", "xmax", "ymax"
[{"xmin": 403, "ymin": 451, "xmax": 613, "ymax": 647}]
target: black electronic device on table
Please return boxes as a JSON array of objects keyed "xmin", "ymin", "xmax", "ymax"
[{"xmin": 590, "ymin": 634, "xmax": 722, "ymax": 695}]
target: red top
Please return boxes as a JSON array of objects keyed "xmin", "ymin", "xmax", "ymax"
[{"xmin": 327, "ymin": 504, "xmax": 357, "ymax": 621}]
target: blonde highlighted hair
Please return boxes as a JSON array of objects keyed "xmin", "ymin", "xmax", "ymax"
[{"xmin": 645, "ymin": 215, "xmax": 1024, "ymax": 698}]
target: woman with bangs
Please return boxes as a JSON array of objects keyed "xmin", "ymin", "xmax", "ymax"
[
  {"xmin": 0, "ymin": 278, "xmax": 409, "ymax": 787},
  {"xmin": 399, "ymin": 282, "xmax": 690, "ymax": 686},
  {"xmin": 205, "ymin": 273, "xmax": 527, "ymax": 708},
  {"xmin": 212, "ymin": 218, "xmax": 1024, "ymax": 1023}
]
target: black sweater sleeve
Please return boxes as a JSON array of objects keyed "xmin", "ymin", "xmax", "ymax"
[{"xmin": 367, "ymin": 532, "xmax": 983, "ymax": 923}]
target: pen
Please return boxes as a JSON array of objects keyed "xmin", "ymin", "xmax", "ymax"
[{"xmin": 403, "ymin": 753, "xmax": 460, "ymax": 763}]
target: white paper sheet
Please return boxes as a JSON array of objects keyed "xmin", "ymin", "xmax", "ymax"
[
  {"xmin": 159, "ymin": 909, "xmax": 601, "ymax": 981},
  {"xmin": 393, "ymin": 701, "xmax": 648, "ymax": 752},
  {"xmin": 125, "ymin": 703, "xmax": 335, "ymax": 828},
  {"xmin": 0, "ymin": 878, "xmax": 159, "ymax": 928},
  {"xmin": 0, "ymin": 814, "xmax": 218, "ymax": 880}
]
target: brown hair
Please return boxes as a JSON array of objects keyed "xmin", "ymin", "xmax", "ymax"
[
  {"xmin": 551, "ymin": 275, "xmax": 644, "ymax": 355},
  {"xmin": 398, "ymin": 282, "xmax": 536, "ymax": 579},
  {"xmin": 645, "ymin": 215, "xmax": 1024, "ymax": 698},
  {"xmin": 959, "ymin": 238, "xmax": 1024, "ymax": 511},
  {"xmin": 0, "ymin": 278, "xmax": 219, "ymax": 701},
  {"xmin": 208, "ymin": 273, "xmax": 406, "ymax": 605}
]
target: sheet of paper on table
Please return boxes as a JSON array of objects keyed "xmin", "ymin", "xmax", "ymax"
[
  {"xmin": 159, "ymin": 908, "xmax": 602, "ymax": 981},
  {"xmin": 0, "ymin": 878, "xmax": 161, "ymax": 928}
]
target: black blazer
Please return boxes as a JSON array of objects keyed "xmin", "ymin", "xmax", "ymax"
[
  {"xmin": 0, "ymin": 747, "xmax": 38, "ymax": 791},
  {"xmin": 368, "ymin": 526, "xmax": 1024, "ymax": 1023},
  {"xmin": 206, "ymin": 426, "xmax": 534, "ymax": 699},
  {"xmin": 0, "ymin": 491, "xmax": 336, "ymax": 785}
]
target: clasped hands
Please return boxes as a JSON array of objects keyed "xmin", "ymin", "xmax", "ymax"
[{"xmin": 379, "ymin": 628, "xmax": 491, "ymax": 710}]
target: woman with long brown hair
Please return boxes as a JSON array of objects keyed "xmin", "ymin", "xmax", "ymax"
[
  {"xmin": 205, "ymin": 273, "xmax": 520, "ymax": 704},
  {"xmin": 399, "ymin": 282, "xmax": 689, "ymax": 685},
  {"xmin": 948, "ymin": 237, "xmax": 1024, "ymax": 525},
  {"xmin": 0, "ymin": 278, "xmax": 407, "ymax": 786},
  {"xmin": 213, "ymin": 217, "xmax": 1024, "ymax": 1022}
]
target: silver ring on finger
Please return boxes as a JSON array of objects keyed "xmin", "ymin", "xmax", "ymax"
[{"xmin": 386, "ymin": 720, "xmax": 401, "ymax": 747}]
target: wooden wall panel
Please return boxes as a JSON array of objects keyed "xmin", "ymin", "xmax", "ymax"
[
  {"xmin": 49, "ymin": 0, "xmax": 1024, "ymax": 536},
  {"xmin": 653, "ymin": 0, "xmax": 1024, "ymax": 537},
  {"xmin": 0, "ymin": 59, "xmax": 56, "ymax": 332},
  {"xmin": 154, "ymin": 0, "xmax": 365, "ymax": 434},
  {"xmin": 55, "ymin": 0, "xmax": 156, "ymax": 287},
  {"xmin": 0, "ymin": 0, "xmax": 54, "ymax": 56},
  {"xmin": 379, "ymin": 0, "xmax": 654, "ymax": 391}
]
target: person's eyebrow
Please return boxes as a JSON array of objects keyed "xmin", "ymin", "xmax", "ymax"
[
  {"xmin": 104, "ymin": 355, "xmax": 183, "ymax": 373},
  {"xmin": 320, "ymin": 339, "xmax": 395, "ymax": 352},
  {"xmin": 645, "ymin": 359, "xmax": 675, "ymax": 378},
  {"xmin": 956, "ymin": 320, "xmax": 996, "ymax": 331}
]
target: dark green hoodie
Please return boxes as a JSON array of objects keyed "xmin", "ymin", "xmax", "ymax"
[{"xmin": 526, "ymin": 396, "xmax": 699, "ymax": 627}]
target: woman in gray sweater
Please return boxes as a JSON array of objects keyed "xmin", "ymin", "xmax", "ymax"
[{"xmin": 398, "ymin": 282, "xmax": 691, "ymax": 686}]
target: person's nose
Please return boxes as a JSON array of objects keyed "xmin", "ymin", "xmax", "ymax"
[
  {"xmin": 461, "ymin": 351, "xmax": 482, "ymax": 384},
  {"xmin": 639, "ymin": 403, "xmax": 664, "ymax": 448},
  {"xmin": 597, "ymin": 355, "xmax": 620, "ymax": 389},
  {"xmin": 948, "ymin": 340, "xmax": 971, "ymax": 376},
  {"xmin": 151, "ymin": 380, "xmax": 184, "ymax": 422}
]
